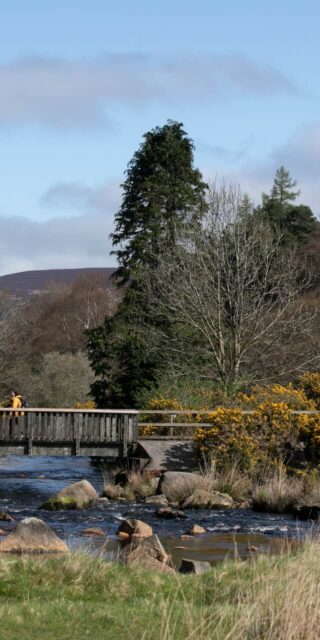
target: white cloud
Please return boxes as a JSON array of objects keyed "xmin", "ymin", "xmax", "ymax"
[
  {"xmin": 0, "ymin": 211, "xmax": 116, "ymax": 276},
  {"xmin": 0, "ymin": 53, "xmax": 295, "ymax": 129},
  {"xmin": 41, "ymin": 179, "xmax": 121, "ymax": 214},
  {"xmin": 203, "ymin": 123, "xmax": 320, "ymax": 214}
]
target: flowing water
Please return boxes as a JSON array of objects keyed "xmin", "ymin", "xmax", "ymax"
[{"xmin": 0, "ymin": 456, "xmax": 317, "ymax": 565}]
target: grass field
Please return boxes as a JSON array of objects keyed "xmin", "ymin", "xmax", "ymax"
[{"xmin": 0, "ymin": 541, "xmax": 320, "ymax": 639}]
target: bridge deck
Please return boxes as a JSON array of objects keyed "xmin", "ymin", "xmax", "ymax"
[{"xmin": 0, "ymin": 408, "xmax": 138, "ymax": 457}]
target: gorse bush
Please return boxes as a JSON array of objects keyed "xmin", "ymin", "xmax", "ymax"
[
  {"xmin": 298, "ymin": 372, "xmax": 320, "ymax": 409},
  {"xmin": 195, "ymin": 403, "xmax": 320, "ymax": 472},
  {"xmin": 141, "ymin": 375, "xmax": 320, "ymax": 471},
  {"xmin": 236, "ymin": 383, "xmax": 316, "ymax": 410},
  {"xmin": 139, "ymin": 396, "xmax": 194, "ymax": 436}
]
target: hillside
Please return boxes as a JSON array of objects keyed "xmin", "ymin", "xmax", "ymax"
[{"xmin": 0, "ymin": 268, "xmax": 116, "ymax": 297}]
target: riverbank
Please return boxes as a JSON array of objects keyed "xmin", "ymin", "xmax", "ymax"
[{"xmin": 0, "ymin": 541, "xmax": 319, "ymax": 640}]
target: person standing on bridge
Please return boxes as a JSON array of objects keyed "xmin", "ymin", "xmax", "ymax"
[{"xmin": 9, "ymin": 391, "xmax": 23, "ymax": 437}]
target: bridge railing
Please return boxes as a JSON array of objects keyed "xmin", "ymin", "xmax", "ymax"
[
  {"xmin": 137, "ymin": 409, "xmax": 320, "ymax": 439},
  {"xmin": 0, "ymin": 408, "xmax": 138, "ymax": 456}
]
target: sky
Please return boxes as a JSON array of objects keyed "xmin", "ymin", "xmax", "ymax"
[{"xmin": 0, "ymin": 0, "xmax": 319, "ymax": 275}]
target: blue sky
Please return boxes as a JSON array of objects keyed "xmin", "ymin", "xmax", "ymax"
[{"xmin": 0, "ymin": 0, "xmax": 319, "ymax": 275}]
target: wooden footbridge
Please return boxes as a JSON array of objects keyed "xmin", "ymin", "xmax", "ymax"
[
  {"xmin": 0, "ymin": 407, "xmax": 209, "ymax": 463},
  {"xmin": 0, "ymin": 408, "xmax": 139, "ymax": 458}
]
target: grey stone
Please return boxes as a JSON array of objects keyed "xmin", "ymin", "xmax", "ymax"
[
  {"xmin": 181, "ymin": 489, "xmax": 234, "ymax": 509},
  {"xmin": 40, "ymin": 479, "xmax": 98, "ymax": 510},
  {"xmin": 157, "ymin": 471, "xmax": 203, "ymax": 499},
  {"xmin": 144, "ymin": 494, "xmax": 168, "ymax": 506},
  {"xmin": 179, "ymin": 559, "xmax": 212, "ymax": 574},
  {"xmin": 0, "ymin": 517, "xmax": 68, "ymax": 553},
  {"xmin": 155, "ymin": 507, "xmax": 187, "ymax": 519}
]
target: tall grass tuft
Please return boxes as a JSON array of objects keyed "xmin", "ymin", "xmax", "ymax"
[{"xmin": 252, "ymin": 468, "xmax": 303, "ymax": 513}]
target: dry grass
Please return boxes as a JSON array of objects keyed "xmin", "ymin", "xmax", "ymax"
[
  {"xmin": 252, "ymin": 468, "xmax": 303, "ymax": 513},
  {"xmin": 127, "ymin": 470, "xmax": 158, "ymax": 498},
  {"xmin": 102, "ymin": 470, "xmax": 157, "ymax": 501},
  {"xmin": 210, "ymin": 463, "xmax": 252, "ymax": 503},
  {"xmin": 222, "ymin": 542, "xmax": 320, "ymax": 640},
  {"xmin": 163, "ymin": 465, "xmax": 251, "ymax": 505},
  {"xmin": 162, "ymin": 474, "xmax": 214, "ymax": 504}
]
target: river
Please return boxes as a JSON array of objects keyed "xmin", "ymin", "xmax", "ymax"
[{"xmin": 0, "ymin": 456, "xmax": 317, "ymax": 566}]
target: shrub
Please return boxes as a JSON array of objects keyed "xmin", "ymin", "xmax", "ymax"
[
  {"xmin": 195, "ymin": 401, "xmax": 320, "ymax": 472},
  {"xmin": 73, "ymin": 400, "xmax": 96, "ymax": 409},
  {"xmin": 298, "ymin": 372, "xmax": 320, "ymax": 408},
  {"xmin": 139, "ymin": 396, "xmax": 194, "ymax": 436}
]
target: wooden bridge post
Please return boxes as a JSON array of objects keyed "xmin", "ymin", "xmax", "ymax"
[
  {"xmin": 74, "ymin": 412, "xmax": 81, "ymax": 456},
  {"xmin": 121, "ymin": 413, "xmax": 129, "ymax": 457},
  {"xmin": 27, "ymin": 412, "xmax": 33, "ymax": 455}
]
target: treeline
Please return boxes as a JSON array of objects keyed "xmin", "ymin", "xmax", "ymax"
[
  {"xmin": 86, "ymin": 120, "xmax": 320, "ymax": 408},
  {"xmin": 0, "ymin": 275, "xmax": 120, "ymax": 406},
  {"xmin": 1, "ymin": 120, "xmax": 319, "ymax": 408}
]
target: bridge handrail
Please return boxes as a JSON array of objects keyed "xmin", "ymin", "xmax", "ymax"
[
  {"xmin": 1, "ymin": 407, "xmax": 319, "ymax": 417},
  {"xmin": 0, "ymin": 407, "xmax": 139, "ymax": 414}
]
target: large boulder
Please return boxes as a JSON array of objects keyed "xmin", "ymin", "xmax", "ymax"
[
  {"xmin": 123, "ymin": 534, "xmax": 169, "ymax": 564},
  {"xmin": 123, "ymin": 535, "xmax": 175, "ymax": 574},
  {"xmin": 157, "ymin": 472, "xmax": 204, "ymax": 502},
  {"xmin": 117, "ymin": 519, "xmax": 153, "ymax": 539},
  {"xmin": 0, "ymin": 517, "xmax": 68, "ymax": 553},
  {"xmin": 40, "ymin": 480, "xmax": 98, "ymax": 510},
  {"xmin": 181, "ymin": 489, "xmax": 234, "ymax": 509}
]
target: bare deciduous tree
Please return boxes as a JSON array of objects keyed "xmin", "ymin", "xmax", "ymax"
[{"xmin": 144, "ymin": 183, "xmax": 319, "ymax": 390}]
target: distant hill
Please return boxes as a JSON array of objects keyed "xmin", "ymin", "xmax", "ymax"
[{"xmin": 0, "ymin": 268, "xmax": 116, "ymax": 297}]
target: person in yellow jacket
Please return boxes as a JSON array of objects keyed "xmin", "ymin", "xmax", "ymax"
[
  {"xmin": 10, "ymin": 391, "xmax": 23, "ymax": 412},
  {"xmin": 9, "ymin": 391, "xmax": 23, "ymax": 436}
]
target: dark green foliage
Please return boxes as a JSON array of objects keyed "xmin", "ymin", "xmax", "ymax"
[
  {"xmin": 268, "ymin": 165, "xmax": 300, "ymax": 207},
  {"xmin": 111, "ymin": 120, "xmax": 208, "ymax": 285},
  {"xmin": 258, "ymin": 166, "xmax": 317, "ymax": 245},
  {"xmin": 88, "ymin": 121, "xmax": 208, "ymax": 407},
  {"xmin": 87, "ymin": 315, "xmax": 159, "ymax": 408}
]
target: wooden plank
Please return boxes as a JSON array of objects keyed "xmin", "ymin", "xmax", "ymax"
[
  {"xmin": 27, "ymin": 413, "xmax": 34, "ymax": 454},
  {"xmin": 77, "ymin": 413, "xmax": 83, "ymax": 454},
  {"xmin": 111, "ymin": 415, "xmax": 118, "ymax": 442},
  {"xmin": 93, "ymin": 413, "xmax": 100, "ymax": 442},
  {"xmin": 106, "ymin": 415, "xmax": 111, "ymax": 441},
  {"xmin": 121, "ymin": 414, "xmax": 129, "ymax": 456},
  {"xmin": 140, "ymin": 436, "xmax": 194, "ymax": 441},
  {"xmin": 73, "ymin": 413, "xmax": 80, "ymax": 456},
  {"xmin": 99, "ymin": 415, "xmax": 105, "ymax": 442},
  {"xmin": 138, "ymin": 422, "xmax": 210, "ymax": 427}
]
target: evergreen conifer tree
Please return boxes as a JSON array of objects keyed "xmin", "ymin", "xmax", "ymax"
[
  {"xmin": 258, "ymin": 166, "xmax": 317, "ymax": 244},
  {"xmin": 87, "ymin": 121, "xmax": 208, "ymax": 407}
]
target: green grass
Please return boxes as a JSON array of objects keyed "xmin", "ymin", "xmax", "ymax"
[{"xmin": 0, "ymin": 543, "xmax": 320, "ymax": 639}]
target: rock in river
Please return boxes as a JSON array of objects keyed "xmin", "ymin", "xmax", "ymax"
[
  {"xmin": 0, "ymin": 517, "xmax": 68, "ymax": 553},
  {"xmin": 179, "ymin": 559, "xmax": 211, "ymax": 574},
  {"xmin": 40, "ymin": 480, "xmax": 98, "ymax": 510},
  {"xmin": 123, "ymin": 534, "xmax": 175, "ymax": 574},
  {"xmin": 117, "ymin": 519, "xmax": 153, "ymax": 539},
  {"xmin": 181, "ymin": 489, "xmax": 234, "ymax": 509},
  {"xmin": 155, "ymin": 507, "xmax": 187, "ymax": 519},
  {"xmin": 81, "ymin": 527, "xmax": 105, "ymax": 537},
  {"xmin": 0, "ymin": 512, "xmax": 15, "ymax": 522}
]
